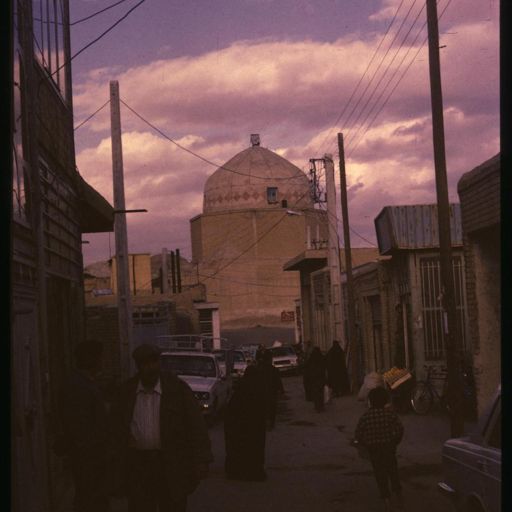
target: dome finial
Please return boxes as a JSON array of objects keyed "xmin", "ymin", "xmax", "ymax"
[{"xmin": 250, "ymin": 134, "xmax": 260, "ymax": 147}]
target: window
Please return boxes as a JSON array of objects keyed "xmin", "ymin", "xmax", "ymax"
[
  {"xmin": 420, "ymin": 256, "xmax": 468, "ymax": 360},
  {"xmin": 267, "ymin": 187, "xmax": 278, "ymax": 204},
  {"xmin": 32, "ymin": 0, "xmax": 67, "ymax": 98}
]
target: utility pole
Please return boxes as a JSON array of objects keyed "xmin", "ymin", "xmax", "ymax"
[
  {"xmin": 161, "ymin": 248, "xmax": 168, "ymax": 293},
  {"xmin": 110, "ymin": 80, "xmax": 134, "ymax": 378},
  {"xmin": 324, "ymin": 154, "xmax": 345, "ymax": 352},
  {"xmin": 338, "ymin": 133, "xmax": 358, "ymax": 392},
  {"xmin": 176, "ymin": 248, "xmax": 182, "ymax": 293},
  {"xmin": 170, "ymin": 250, "xmax": 177, "ymax": 293},
  {"xmin": 426, "ymin": 0, "xmax": 464, "ymax": 437}
]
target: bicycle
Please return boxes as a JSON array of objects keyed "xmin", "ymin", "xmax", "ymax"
[{"xmin": 410, "ymin": 364, "xmax": 449, "ymax": 415}]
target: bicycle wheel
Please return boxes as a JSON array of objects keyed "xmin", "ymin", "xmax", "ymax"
[{"xmin": 410, "ymin": 382, "xmax": 433, "ymax": 415}]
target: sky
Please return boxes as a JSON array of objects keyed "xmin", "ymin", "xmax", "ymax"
[{"xmin": 69, "ymin": 0, "xmax": 500, "ymax": 265}]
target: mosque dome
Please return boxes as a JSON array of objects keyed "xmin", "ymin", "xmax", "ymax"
[{"xmin": 203, "ymin": 135, "xmax": 313, "ymax": 213}]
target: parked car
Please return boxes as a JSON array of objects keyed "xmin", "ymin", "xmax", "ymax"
[
  {"xmin": 238, "ymin": 344, "xmax": 259, "ymax": 364},
  {"xmin": 160, "ymin": 351, "xmax": 232, "ymax": 418},
  {"xmin": 438, "ymin": 386, "xmax": 501, "ymax": 512},
  {"xmin": 232, "ymin": 349, "xmax": 248, "ymax": 378},
  {"xmin": 212, "ymin": 348, "xmax": 235, "ymax": 378},
  {"xmin": 269, "ymin": 345, "xmax": 299, "ymax": 374}
]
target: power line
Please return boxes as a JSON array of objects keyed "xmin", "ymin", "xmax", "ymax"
[
  {"xmin": 70, "ymin": 0, "xmax": 133, "ymax": 26},
  {"xmin": 74, "ymin": 99, "xmax": 110, "ymax": 131},
  {"xmin": 50, "ymin": 0, "xmax": 148, "ymax": 79},
  {"xmin": 119, "ymin": 99, "xmax": 308, "ymax": 182},
  {"xmin": 345, "ymin": 16, "xmax": 428, "ymax": 154},
  {"xmin": 344, "ymin": 1, "xmax": 426, "ymax": 149},
  {"xmin": 325, "ymin": 0, "xmax": 421, "ymax": 156},
  {"xmin": 347, "ymin": 0, "xmax": 453, "ymax": 159},
  {"xmin": 316, "ymin": 0, "xmax": 407, "ymax": 156}
]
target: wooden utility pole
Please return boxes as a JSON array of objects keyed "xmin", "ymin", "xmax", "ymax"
[
  {"xmin": 110, "ymin": 80, "xmax": 134, "ymax": 378},
  {"xmin": 324, "ymin": 154, "xmax": 345, "ymax": 351},
  {"xmin": 426, "ymin": 0, "xmax": 464, "ymax": 437},
  {"xmin": 338, "ymin": 133, "xmax": 358, "ymax": 391}
]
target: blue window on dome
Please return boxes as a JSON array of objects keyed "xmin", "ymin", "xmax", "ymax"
[{"xmin": 267, "ymin": 187, "xmax": 278, "ymax": 204}]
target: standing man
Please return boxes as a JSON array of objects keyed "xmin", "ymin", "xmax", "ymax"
[
  {"xmin": 59, "ymin": 340, "xmax": 110, "ymax": 512},
  {"xmin": 110, "ymin": 343, "xmax": 213, "ymax": 512}
]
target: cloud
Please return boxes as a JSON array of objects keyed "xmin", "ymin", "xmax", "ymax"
[{"xmin": 75, "ymin": 0, "xmax": 499, "ymax": 264}]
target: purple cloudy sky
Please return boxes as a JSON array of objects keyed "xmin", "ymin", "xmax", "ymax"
[{"xmin": 70, "ymin": 0, "xmax": 499, "ymax": 265}]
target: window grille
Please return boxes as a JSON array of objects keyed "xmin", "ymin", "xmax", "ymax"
[{"xmin": 420, "ymin": 256, "xmax": 467, "ymax": 360}]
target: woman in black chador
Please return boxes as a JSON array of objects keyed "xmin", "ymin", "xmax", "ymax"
[
  {"xmin": 303, "ymin": 347, "xmax": 327, "ymax": 412},
  {"xmin": 326, "ymin": 340, "xmax": 350, "ymax": 397},
  {"xmin": 224, "ymin": 365, "xmax": 267, "ymax": 481}
]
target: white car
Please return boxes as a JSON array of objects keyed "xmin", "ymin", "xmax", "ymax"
[
  {"xmin": 438, "ymin": 386, "xmax": 501, "ymax": 512},
  {"xmin": 160, "ymin": 351, "xmax": 232, "ymax": 418},
  {"xmin": 232, "ymin": 350, "xmax": 248, "ymax": 378},
  {"xmin": 270, "ymin": 345, "xmax": 299, "ymax": 373}
]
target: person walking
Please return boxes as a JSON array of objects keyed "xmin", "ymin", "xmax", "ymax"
[
  {"xmin": 355, "ymin": 386, "xmax": 404, "ymax": 511},
  {"xmin": 110, "ymin": 343, "xmax": 213, "ymax": 512},
  {"xmin": 302, "ymin": 347, "xmax": 326, "ymax": 412},
  {"xmin": 58, "ymin": 340, "xmax": 110, "ymax": 512},
  {"xmin": 325, "ymin": 340, "xmax": 350, "ymax": 397},
  {"xmin": 224, "ymin": 365, "xmax": 268, "ymax": 481}
]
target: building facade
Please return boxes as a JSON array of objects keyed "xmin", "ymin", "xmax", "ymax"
[
  {"xmin": 11, "ymin": 2, "xmax": 113, "ymax": 510},
  {"xmin": 457, "ymin": 154, "xmax": 500, "ymax": 415},
  {"xmin": 374, "ymin": 204, "xmax": 470, "ymax": 381},
  {"xmin": 190, "ymin": 135, "xmax": 328, "ymax": 340}
]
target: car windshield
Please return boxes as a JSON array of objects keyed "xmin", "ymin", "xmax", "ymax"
[
  {"xmin": 233, "ymin": 351, "xmax": 245, "ymax": 363},
  {"xmin": 271, "ymin": 347, "xmax": 295, "ymax": 357},
  {"xmin": 161, "ymin": 355, "xmax": 217, "ymax": 378}
]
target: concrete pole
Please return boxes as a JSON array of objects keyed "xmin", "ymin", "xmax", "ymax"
[
  {"xmin": 324, "ymin": 154, "xmax": 344, "ymax": 352},
  {"xmin": 212, "ymin": 308, "xmax": 221, "ymax": 350},
  {"xmin": 110, "ymin": 80, "xmax": 134, "ymax": 378},
  {"xmin": 176, "ymin": 248, "xmax": 182, "ymax": 293},
  {"xmin": 338, "ymin": 133, "xmax": 358, "ymax": 391},
  {"xmin": 426, "ymin": 0, "xmax": 464, "ymax": 437},
  {"xmin": 170, "ymin": 250, "xmax": 177, "ymax": 294},
  {"xmin": 161, "ymin": 248, "xmax": 168, "ymax": 293}
]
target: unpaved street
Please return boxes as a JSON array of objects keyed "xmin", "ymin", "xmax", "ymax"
[{"xmin": 186, "ymin": 374, "xmax": 464, "ymax": 512}]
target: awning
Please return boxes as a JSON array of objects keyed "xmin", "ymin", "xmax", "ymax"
[{"xmin": 75, "ymin": 172, "xmax": 114, "ymax": 233}]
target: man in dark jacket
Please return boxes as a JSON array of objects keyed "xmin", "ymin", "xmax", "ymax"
[
  {"xmin": 110, "ymin": 343, "xmax": 213, "ymax": 512},
  {"xmin": 59, "ymin": 340, "xmax": 110, "ymax": 512}
]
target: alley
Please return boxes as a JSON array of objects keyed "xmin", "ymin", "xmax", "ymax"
[{"xmin": 186, "ymin": 375, "xmax": 460, "ymax": 512}]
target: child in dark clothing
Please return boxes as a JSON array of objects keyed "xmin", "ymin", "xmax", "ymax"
[{"xmin": 355, "ymin": 386, "xmax": 404, "ymax": 511}]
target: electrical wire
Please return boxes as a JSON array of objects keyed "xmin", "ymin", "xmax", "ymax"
[
  {"xmin": 50, "ymin": 0, "xmax": 148, "ymax": 79},
  {"xmin": 324, "ymin": 0, "xmax": 421, "ymax": 156},
  {"xmin": 120, "ymin": 99, "xmax": 308, "ymax": 182},
  {"xmin": 347, "ymin": 0, "xmax": 453, "ymax": 159},
  {"xmin": 344, "ymin": 1, "xmax": 426, "ymax": 149},
  {"xmin": 74, "ymin": 99, "xmax": 110, "ymax": 131},
  {"xmin": 70, "ymin": 0, "xmax": 133, "ymax": 26},
  {"xmin": 315, "ymin": 0, "xmax": 407, "ymax": 156}
]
